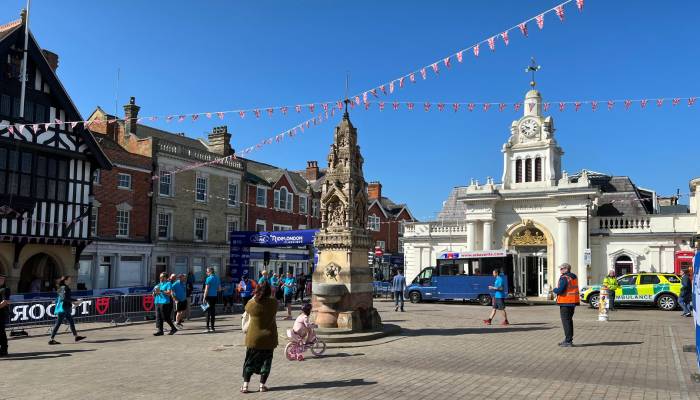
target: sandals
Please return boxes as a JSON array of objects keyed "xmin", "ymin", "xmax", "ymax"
[
  {"xmin": 240, "ymin": 385, "xmax": 249, "ymax": 394},
  {"xmin": 259, "ymin": 385, "xmax": 269, "ymax": 392}
]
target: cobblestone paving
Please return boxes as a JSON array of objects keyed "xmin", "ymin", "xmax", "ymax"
[{"xmin": 1, "ymin": 301, "xmax": 697, "ymax": 400}]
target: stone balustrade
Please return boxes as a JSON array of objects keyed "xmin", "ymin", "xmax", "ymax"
[
  {"xmin": 592, "ymin": 214, "xmax": 695, "ymax": 234},
  {"xmin": 157, "ymin": 141, "xmax": 243, "ymax": 170}
]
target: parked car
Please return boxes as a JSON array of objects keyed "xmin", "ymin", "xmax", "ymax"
[{"xmin": 580, "ymin": 273, "xmax": 682, "ymax": 311}]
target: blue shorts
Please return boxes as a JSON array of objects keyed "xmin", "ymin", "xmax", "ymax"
[{"xmin": 492, "ymin": 298, "xmax": 506, "ymax": 310}]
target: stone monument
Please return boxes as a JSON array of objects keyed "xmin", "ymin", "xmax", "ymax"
[{"xmin": 311, "ymin": 105, "xmax": 382, "ymax": 332}]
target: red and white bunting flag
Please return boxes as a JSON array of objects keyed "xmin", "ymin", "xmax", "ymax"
[
  {"xmin": 473, "ymin": 44, "xmax": 480, "ymax": 57},
  {"xmin": 407, "ymin": 102, "xmax": 414, "ymax": 111},
  {"xmin": 296, "ymin": 105, "xmax": 302, "ymax": 113},
  {"xmin": 275, "ymin": 134, "xmax": 283, "ymax": 143},
  {"xmin": 468, "ymin": 103, "xmax": 475, "ymax": 112},
  {"xmin": 166, "ymin": 116, "xmax": 174, "ymax": 122},
  {"xmin": 559, "ymin": 102, "xmax": 566, "ymax": 112},
  {"xmin": 519, "ymin": 22, "xmax": 528, "ymax": 37},
  {"xmin": 574, "ymin": 102, "xmax": 581, "ymax": 111},
  {"xmin": 281, "ymin": 106, "xmax": 288, "ymax": 115},
  {"xmin": 424, "ymin": 102, "xmax": 431, "ymax": 111},
  {"xmin": 672, "ymin": 98, "xmax": 681, "ymax": 106},
  {"xmin": 370, "ymin": 89, "xmax": 378, "ymax": 98},
  {"xmin": 70, "ymin": 121, "xmax": 79, "ymax": 130},
  {"xmin": 389, "ymin": 81, "xmax": 395, "ymax": 93},
  {"xmin": 488, "ymin": 37, "xmax": 496, "ymax": 51},
  {"xmin": 291, "ymin": 128, "xmax": 297, "ymax": 136},
  {"xmin": 392, "ymin": 102, "xmax": 399, "ymax": 110},
  {"xmin": 309, "ymin": 104, "xmax": 316, "ymax": 113},
  {"xmin": 483, "ymin": 103, "xmax": 491, "ymax": 112},
  {"xmin": 206, "ymin": 112, "xmax": 212, "ymax": 119},
  {"xmin": 336, "ymin": 101, "xmax": 343, "ymax": 110},
  {"xmin": 591, "ymin": 101, "xmax": 598, "ymax": 111},
  {"xmin": 349, "ymin": 100, "xmax": 356, "ymax": 108},
  {"xmin": 431, "ymin": 63, "xmax": 439, "ymax": 74},
  {"xmin": 555, "ymin": 5, "xmax": 565, "ymax": 21},
  {"xmin": 217, "ymin": 112, "xmax": 224, "ymax": 119},
  {"xmin": 607, "ymin": 100, "xmax": 614, "ymax": 110},
  {"xmin": 254, "ymin": 109, "xmax": 261, "ymax": 118},
  {"xmin": 501, "ymin": 31, "xmax": 510, "ymax": 46},
  {"xmin": 689, "ymin": 97, "xmax": 697, "ymax": 106},
  {"xmin": 322, "ymin": 103, "xmax": 329, "ymax": 112},
  {"xmin": 32, "ymin": 123, "xmax": 40, "ymax": 132},
  {"xmin": 536, "ymin": 14, "xmax": 544, "ymax": 29},
  {"xmin": 656, "ymin": 99, "xmax": 663, "ymax": 107},
  {"xmin": 192, "ymin": 114, "xmax": 199, "ymax": 121},
  {"xmin": 624, "ymin": 100, "xmax": 632, "ymax": 110},
  {"xmin": 7, "ymin": 125, "xmax": 14, "ymax": 135},
  {"xmin": 543, "ymin": 102, "xmax": 550, "ymax": 111},
  {"xmin": 420, "ymin": 68, "xmax": 427, "ymax": 80},
  {"xmin": 255, "ymin": 143, "xmax": 263, "ymax": 150},
  {"xmin": 266, "ymin": 108, "xmax": 274, "ymax": 116},
  {"xmin": 640, "ymin": 99, "xmax": 648, "ymax": 109},
  {"xmin": 305, "ymin": 121, "xmax": 310, "ymax": 128},
  {"xmin": 379, "ymin": 102, "xmax": 385, "ymax": 111},
  {"xmin": 150, "ymin": 116, "xmax": 158, "ymax": 121},
  {"xmin": 54, "ymin": 118, "xmax": 63, "ymax": 125},
  {"xmin": 498, "ymin": 103, "xmax": 507, "ymax": 112},
  {"xmin": 265, "ymin": 138, "xmax": 273, "ymax": 145},
  {"xmin": 528, "ymin": 102, "xmax": 535, "ymax": 112},
  {"xmin": 437, "ymin": 103, "xmax": 445, "ymax": 112},
  {"xmin": 444, "ymin": 56, "xmax": 451, "ymax": 68},
  {"xmin": 178, "ymin": 115, "xmax": 186, "ymax": 122},
  {"xmin": 453, "ymin": 103, "xmax": 460, "ymax": 112},
  {"xmin": 362, "ymin": 92, "xmax": 368, "ymax": 104},
  {"xmin": 514, "ymin": 103, "xmax": 521, "ymax": 112},
  {"xmin": 364, "ymin": 102, "xmax": 370, "ymax": 110},
  {"xmin": 576, "ymin": 0, "xmax": 584, "ymax": 12},
  {"xmin": 239, "ymin": 111, "xmax": 245, "ymax": 119},
  {"xmin": 456, "ymin": 50, "xmax": 464, "ymax": 63},
  {"xmin": 399, "ymin": 77, "xmax": 405, "ymax": 88},
  {"xmin": 331, "ymin": 108, "xmax": 335, "ymax": 117},
  {"xmin": 409, "ymin": 73, "xmax": 416, "ymax": 83},
  {"xmin": 380, "ymin": 85, "xmax": 387, "ymax": 94}
]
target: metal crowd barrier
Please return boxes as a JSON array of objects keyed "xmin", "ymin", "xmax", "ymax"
[{"xmin": 373, "ymin": 281, "xmax": 394, "ymax": 299}]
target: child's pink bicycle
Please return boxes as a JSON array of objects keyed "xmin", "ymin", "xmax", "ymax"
[{"xmin": 284, "ymin": 328, "xmax": 326, "ymax": 361}]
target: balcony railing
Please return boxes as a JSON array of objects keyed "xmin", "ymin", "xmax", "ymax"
[
  {"xmin": 404, "ymin": 222, "xmax": 469, "ymax": 237},
  {"xmin": 157, "ymin": 141, "xmax": 243, "ymax": 170},
  {"xmin": 592, "ymin": 214, "xmax": 695, "ymax": 234}
]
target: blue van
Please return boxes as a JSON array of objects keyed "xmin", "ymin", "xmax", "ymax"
[{"xmin": 406, "ymin": 250, "xmax": 514, "ymax": 305}]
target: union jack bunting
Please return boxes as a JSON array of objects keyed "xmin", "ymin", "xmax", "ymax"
[
  {"xmin": 239, "ymin": 111, "xmax": 245, "ymax": 118},
  {"xmin": 192, "ymin": 114, "xmax": 199, "ymax": 121},
  {"xmin": 555, "ymin": 5, "xmax": 565, "ymax": 21},
  {"xmin": 281, "ymin": 106, "xmax": 288, "ymax": 115},
  {"xmin": 689, "ymin": 97, "xmax": 697, "ymax": 106},
  {"xmin": 640, "ymin": 99, "xmax": 648, "ymax": 109},
  {"xmin": 296, "ymin": 105, "xmax": 302, "ymax": 113},
  {"xmin": 536, "ymin": 14, "xmax": 544, "ymax": 29},
  {"xmin": 206, "ymin": 112, "xmax": 212, "ymax": 119},
  {"xmin": 574, "ymin": 102, "xmax": 581, "ymax": 111},
  {"xmin": 501, "ymin": 31, "xmax": 510, "ymax": 46},
  {"xmin": 488, "ymin": 37, "xmax": 495, "ymax": 51},
  {"xmin": 254, "ymin": 109, "xmax": 261, "ymax": 118},
  {"xmin": 672, "ymin": 98, "xmax": 681, "ymax": 106},
  {"xmin": 591, "ymin": 101, "xmax": 598, "ymax": 111},
  {"xmin": 217, "ymin": 112, "xmax": 224, "ymax": 119},
  {"xmin": 431, "ymin": 63, "xmax": 439, "ymax": 74},
  {"xmin": 456, "ymin": 51, "xmax": 464, "ymax": 63},
  {"xmin": 514, "ymin": 103, "xmax": 521, "ymax": 112},
  {"xmin": 266, "ymin": 108, "xmax": 274, "ymax": 116},
  {"xmin": 379, "ymin": 102, "xmax": 385, "ymax": 111},
  {"xmin": 309, "ymin": 104, "xmax": 315, "ymax": 113},
  {"xmin": 399, "ymin": 77, "xmax": 405, "ymax": 88},
  {"xmin": 468, "ymin": 103, "xmax": 475, "ymax": 112},
  {"xmin": 178, "ymin": 115, "xmax": 186, "ymax": 122},
  {"xmin": 437, "ymin": 103, "xmax": 445, "ymax": 112},
  {"xmin": 607, "ymin": 100, "xmax": 614, "ymax": 110},
  {"xmin": 322, "ymin": 103, "xmax": 329, "ymax": 112},
  {"xmin": 483, "ymin": 103, "xmax": 491, "ymax": 112},
  {"xmin": 452, "ymin": 103, "xmax": 460, "ymax": 112},
  {"xmin": 393, "ymin": 102, "xmax": 399, "ymax": 110},
  {"xmin": 498, "ymin": 103, "xmax": 507, "ymax": 112},
  {"xmin": 519, "ymin": 22, "xmax": 528, "ymax": 37},
  {"xmin": 407, "ymin": 102, "xmax": 414, "ymax": 111},
  {"xmin": 543, "ymin": 102, "xmax": 551, "ymax": 112},
  {"xmin": 624, "ymin": 100, "xmax": 632, "ymax": 109},
  {"xmin": 409, "ymin": 73, "xmax": 416, "ymax": 83},
  {"xmin": 420, "ymin": 68, "xmax": 427, "ymax": 80},
  {"xmin": 389, "ymin": 81, "xmax": 395, "ymax": 93},
  {"xmin": 424, "ymin": 102, "xmax": 431, "ymax": 112},
  {"xmin": 559, "ymin": 102, "xmax": 566, "ymax": 112},
  {"xmin": 380, "ymin": 85, "xmax": 387, "ymax": 94},
  {"xmin": 444, "ymin": 56, "xmax": 451, "ymax": 68},
  {"xmin": 576, "ymin": 0, "xmax": 584, "ymax": 12},
  {"xmin": 473, "ymin": 44, "xmax": 480, "ymax": 57},
  {"xmin": 363, "ymin": 92, "xmax": 368, "ymax": 104},
  {"xmin": 656, "ymin": 99, "xmax": 663, "ymax": 107},
  {"xmin": 370, "ymin": 89, "xmax": 378, "ymax": 98}
]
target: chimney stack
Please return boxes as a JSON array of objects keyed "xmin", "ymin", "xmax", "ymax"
[
  {"xmin": 123, "ymin": 97, "xmax": 140, "ymax": 140},
  {"xmin": 306, "ymin": 161, "xmax": 319, "ymax": 181},
  {"xmin": 368, "ymin": 181, "xmax": 382, "ymax": 200},
  {"xmin": 41, "ymin": 50, "xmax": 59, "ymax": 72},
  {"xmin": 208, "ymin": 126, "xmax": 233, "ymax": 156}
]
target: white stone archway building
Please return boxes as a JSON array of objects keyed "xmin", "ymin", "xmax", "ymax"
[{"xmin": 403, "ymin": 89, "xmax": 698, "ymax": 297}]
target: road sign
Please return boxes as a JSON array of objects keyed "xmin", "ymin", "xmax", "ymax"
[
  {"xmin": 374, "ymin": 247, "xmax": 384, "ymax": 257},
  {"xmin": 584, "ymin": 248, "xmax": 591, "ymax": 265}
]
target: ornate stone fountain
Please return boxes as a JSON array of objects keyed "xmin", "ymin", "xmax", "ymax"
[{"xmin": 311, "ymin": 106, "xmax": 382, "ymax": 332}]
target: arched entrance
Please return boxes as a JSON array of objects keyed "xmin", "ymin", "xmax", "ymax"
[
  {"xmin": 18, "ymin": 253, "xmax": 61, "ymax": 294},
  {"xmin": 504, "ymin": 221, "xmax": 553, "ymax": 297},
  {"xmin": 614, "ymin": 255, "xmax": 633, "ymax": 276}
]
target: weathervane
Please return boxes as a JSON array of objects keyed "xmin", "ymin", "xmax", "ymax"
[{"xmin": 525, "ymin": 57, "xmax": 541, "ymax": 88}]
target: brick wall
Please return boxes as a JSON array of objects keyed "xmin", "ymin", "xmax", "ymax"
[
  {"xmin": 245, "ymin": 174, "xmax": 320, "ymax": 231},
  {"xmin": 93, "ymin": 165, "xmax": 151, "ymax": 241}
]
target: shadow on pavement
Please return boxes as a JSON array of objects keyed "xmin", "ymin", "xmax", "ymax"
[
  {"xmin": 506, "ymin": 323, "xmax": 549, "ymax": 326},
  {"xmin": 315, "ymin": 352, "xmax": 365, "ymax": 359},
  {"xmin": 270, "ymin": 378, "xmax": 377, "ymax": 391},
  {"xmin": 0, "ymin": 349, "xmax": 97, "ymax": 361},
  {"xmin": 575, "ymin": 341, "xmax": 643, "ymax": 347},
  {"xmin": 402, "ymin": 326, "xmax": 552, "ymax": 336},
  {"xmin": 605, "ymin": 320, "xmax": 640, "ymax": 323},
  {"xmin": 84, "ymin": 338, "xmax": 143, "ymax": 344}
]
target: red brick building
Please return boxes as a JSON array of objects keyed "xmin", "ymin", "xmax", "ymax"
[
  {"xmin": 78, "ymin": 135, "xmax": 153, "ymax": 290},
  {"xmin": 244, "ymin": 160, "xmax": 322, "ymax": 276}
]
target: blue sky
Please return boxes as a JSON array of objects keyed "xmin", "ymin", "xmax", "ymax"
[{"xmin": 3, "ymin": 1, "xmax": 699, "ymax": 220}]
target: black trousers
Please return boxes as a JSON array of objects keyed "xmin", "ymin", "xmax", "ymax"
[
  {"xmin": 559, "ymin": 306, "xmax": 575, "ymax": 343},
  {"xmin": 608, "ymin": 290, "xmax": 616, "ymax": 311},
  {"xmin": 206, "ymin": 296, "xmax": 217, "ymax": 329},
  {"xmin": 50, "ymin": 312, "xmax": 78, "ymax": 339},
  {"xmin": 295, "ymin": 286, "xmax": 305, "ymax": 301},
  {"xmin": 156, "ymin": 303, "xmax": 176, "ymax": 333},
  {"xmin": 0, "ymin": 319, "xmax": 7, "ymax": 355}
]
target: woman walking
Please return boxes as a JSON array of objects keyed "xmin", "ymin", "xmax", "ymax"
[
  {"xmin": 48, "ymin": 276, "xmax": 85, "ymax": 345},
  {"xmin": 240, "ymin": 283, "xmax": 278, "ymax": 393}
]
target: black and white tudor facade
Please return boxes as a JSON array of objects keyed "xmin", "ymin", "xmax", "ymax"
[{"xmin": 0, "ymin": 15, "xmax": 111, "ymax": 294}]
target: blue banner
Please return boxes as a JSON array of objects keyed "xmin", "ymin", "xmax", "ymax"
[{"xmin": 235, "ymin": 230, "xmax": 318, "ymax": 247}]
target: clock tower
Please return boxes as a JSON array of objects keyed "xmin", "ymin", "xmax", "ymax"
[{"xmin": 501, "ymin": 89, "xmax": 563, "ymax": 189}]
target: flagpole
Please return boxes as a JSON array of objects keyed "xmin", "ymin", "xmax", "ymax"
[{"xmin": 19, "ymin": 0, "xmax": 31, "ymax": 119}]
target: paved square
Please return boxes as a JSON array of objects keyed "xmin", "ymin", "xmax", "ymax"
[{"xmin": 1, "ymin": 301, "xmax": 697, "ymax": 400}]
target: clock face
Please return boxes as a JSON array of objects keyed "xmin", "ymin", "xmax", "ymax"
[{"xmin": 519, "ymin": 118, "xmax": 540, "ymax": 138}]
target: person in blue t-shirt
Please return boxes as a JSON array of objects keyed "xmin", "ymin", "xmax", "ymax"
[
  {"xmin": 203, "ymin": 267, "xmax": 221, "ymax": 333},
  {"xmin": 153, "ymin": 272, "xmax": 177, "ymax": 336},
  {"xmin": 222, "ymin": 275, "xmax": 236, "ymax": 314},
  {"xmin": 170, "ymin": 274, "xmax": 188, "ymax": 328},
  {"xmin": 282, "ymin": 271, "xmax": 296, "ymax": 320},
  {"xmin": 483, "ymin": 269, "xmax": 509, "ymax": 326}
]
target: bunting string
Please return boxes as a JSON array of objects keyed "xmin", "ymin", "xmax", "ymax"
[{"xmin": 0, "ymin": 205, "xmax": 88, "ymax": 228}]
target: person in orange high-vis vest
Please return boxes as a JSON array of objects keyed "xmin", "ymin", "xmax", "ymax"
[{"xmin": 552, "ymin": 263, "xmax": 580, "ymax": 347}]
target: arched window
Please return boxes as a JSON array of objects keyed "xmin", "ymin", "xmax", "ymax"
[
  {"xmin": 535, "ymin": 157, "xmax": 542, "ymax": 181},
  {"xmin": 515, "ymin": 159, "xmax": 522, "ymax": 183},
  {"xmin": 525, "ymin": 158, "xmax": 532, "ymax": 182},
  {"xmin": 614, "ymin": 255, "xmax": 633, "ymax": 276}
]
